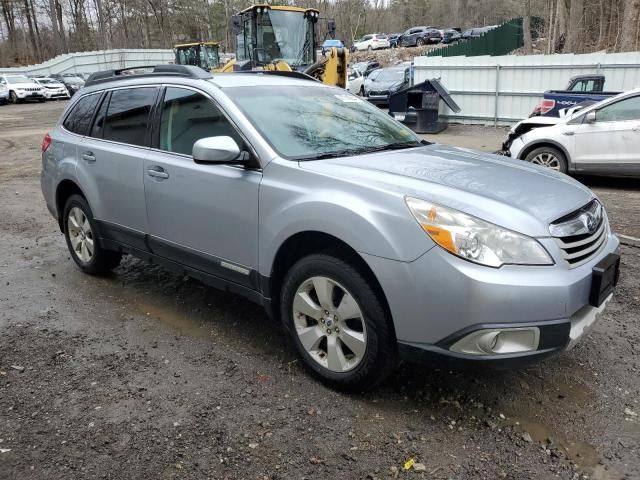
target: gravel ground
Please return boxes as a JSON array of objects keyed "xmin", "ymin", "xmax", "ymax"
[{"xmin": 0, "ymin": 101, "xmax": 639, "ymax": 480}]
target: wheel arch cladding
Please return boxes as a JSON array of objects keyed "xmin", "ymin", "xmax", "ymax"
[
  {"xmin": 267, "ymin": 231, "xmax": 393, "ymax": 331},
  {"xmin": 521, "ymin": 141, "xmax": 571, "ymax": 166},
  {"xmin": 55, "ymin": 180, "xmax": 86, "ymax": 231}
]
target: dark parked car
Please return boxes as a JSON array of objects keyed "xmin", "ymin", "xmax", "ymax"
[
  {"xmin": 387, "ymin": 33, "xmax": 402, "ymax": 48},
  {"xmin": 461, "ymin": 26, "xmax": 497, "ymax": 41},
  {"xmin": 321, "ymin": 39, "xmax": 345, "ymax": 55},
  {"xmin": 351, "ymin": 61, "xmax": 381, "ymax": 78},
  {"xmin": 365, "ymin": 65, "xmax": 411, "ymax": 105},
  {"xmin": 398, "ymin": 26, "xmax": 441, "ymax": 47},
  {"xmin": 50, "ymin": 73, "xmax": 85, "ymax": 96},
  {"xmin": 441, "ymin": 29, "xmax": 461, "ymax": 44}
]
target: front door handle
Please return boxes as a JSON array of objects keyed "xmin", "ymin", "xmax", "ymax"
[
  {"xmin": 147, "ymin": 166, "xmax": 169, "ymax": 180},
  {"xmin": 81, "ymin": 151, "xmax": 96, "ymax": 163},
  {"xmin": 632, "ymin": 125, "xmax": 640, "ymax": 132},
  {"xmin": 562, "ymin": 130, "xmax": 575, "ymax": 136}
]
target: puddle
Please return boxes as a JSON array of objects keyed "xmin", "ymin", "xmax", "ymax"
[{"xmin": 136, "ymin": 301, "xmax": 212, "ymax": 339}]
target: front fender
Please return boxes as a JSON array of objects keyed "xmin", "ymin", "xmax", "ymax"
[{"xmin": 258, "ymin": 160, "xmax": 434, "ymax": 275}]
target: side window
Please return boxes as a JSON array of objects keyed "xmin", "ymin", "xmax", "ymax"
[
  {"xmin": 102, "ymin": 87, "xmax": 157, "ymax": 147},
  {"xmin": 595, "ymin": 96, "xmax": 640, "ymax": 123},
  {"xmin": 159, "ymin": 87, "xmax": 243, "ymax": 156},
  {"xmin": 62, "ymin": 93, "xmax": 101, "ymax": 135},
  {"xmin": 89, "ymin": 91, "xmax": 110, "ymax": 138}
]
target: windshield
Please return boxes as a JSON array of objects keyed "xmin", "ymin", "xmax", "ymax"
[
  {"xmin": 255, "ymin": 10, "xmax": 314, "ymax": 67},
  {"xmin": 201, "ymin": 44, "xmax": 219, "ymax": 69},
  {"xmin": 6, "ymin": 76, "xmax": 31, "ymax": 84},
  {"xmin": 226, "ymin": 85, "xmax": 420, "ymax": 160},
  {"xmin": 37, "ymin": 79, "xmax": 53, "ymax": 84},
  {"xmin": 323, "ymin": 40, "xmax": 342, "ymax": 47},
  {"xmin": 63, "ymin": 75, "xmax": 83, "ymax": 83},
  {"xmin": 376, "ymin": 69, "xmax": 405, "ymax": 82}
]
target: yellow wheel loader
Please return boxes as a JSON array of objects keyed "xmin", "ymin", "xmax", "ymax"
[
  {"xmin": 174, "ymin": 42, "xmax": 221, "ymax": 72},
  {"xmin": 222, "ymin": 4, "xmax": 348, "ymax": 88}
]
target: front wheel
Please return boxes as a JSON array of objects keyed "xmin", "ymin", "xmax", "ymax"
[
  {"xmin": 280, "ymin": 254, "xmax": 397, "ymax": 391},
  {"xmin": 416, "ymin": 38, "xmax": 425, "ymax": 47},
  {"xmin": 367, "ymin": 45, "xmax": 373, "ymax": 51},
  {"xmin": 524, "ymin": 146, "xmax": 568, "ymax": 173},
  {"xmin": 63, "ymin": 194, "xmax": 122, "ymax": 274},
  {"xmin": 9, "ymin": 91, "xmax": 18, "ymax": 104},
  {"xmin": 359, "ymin": 86, "xmax": 365, "ymax": 96}
]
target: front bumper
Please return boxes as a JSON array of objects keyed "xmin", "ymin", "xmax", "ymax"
[
  {"xmin": 367, "ymin": 95, "xmax": 390, "ymax": 105},
  {"xmin": 15, "ymin": 90, "xmax": 45, "ymax": 99},
  {"xmin": 44, "ymin": 89, "xmax": 70, "ymax": 99},
  {"xmin": 361, "ymin": 231, "xmax": 620, "ymax": 367}
]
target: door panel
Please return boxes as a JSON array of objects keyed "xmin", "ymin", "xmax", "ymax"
[
  {"xmin": 573, "ymin": 95, "xmax": 640, "ymax": 166},
  {"xmin": 75, "ymin": 87, "xmax": 158, "ymax": 247},
  {"xmin": 143, "ymin": 86, "xmax": 261, "ymax": 281}
]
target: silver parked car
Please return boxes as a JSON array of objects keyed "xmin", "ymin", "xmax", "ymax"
[{"xmin": 41, "ymin": 65, "xmax": 621, "ymax": 391}]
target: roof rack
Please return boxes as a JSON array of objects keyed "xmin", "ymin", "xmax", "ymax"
[{"xmin": 84, "ymin": 64, "xmax": 212, "ymax": 87}]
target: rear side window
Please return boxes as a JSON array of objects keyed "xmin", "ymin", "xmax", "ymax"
[
  {"xmin": 102, "ymin": 87, "xmax": 158, "ymax": 147},
  {"xmin": 90, "ymin": 91, "xmax": 110, "ymax": 138},
  {"xmin": 62, "ymin": 94, "xmax": 101, "ymax": 135}
]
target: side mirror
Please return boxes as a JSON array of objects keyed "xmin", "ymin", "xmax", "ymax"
[
  {"xmin": 585, "ymin": 111, "xmax": 596, "ymax": 124},
  {"xmin": 193, "ymin": 136, "xmax": 243, "ymax": 164}
]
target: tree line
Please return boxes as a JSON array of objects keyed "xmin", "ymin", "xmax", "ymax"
[{"xmin": 1, "ymin": 0, "xmax": 638, "ymax": 67}]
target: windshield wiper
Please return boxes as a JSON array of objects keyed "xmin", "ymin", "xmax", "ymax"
[{"xmin": 298, "ymin": 141, "xmax": 424, "ymax": 161}]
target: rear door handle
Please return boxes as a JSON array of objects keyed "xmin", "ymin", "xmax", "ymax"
[
  {"xmin": 147, "ymin": 166, "xmax": 169, "ymax": 180},
  {"xmin": 81, "ymin": 151, "xmax": 96, "ymax": 163}
]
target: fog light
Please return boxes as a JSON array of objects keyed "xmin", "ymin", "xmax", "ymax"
[{"xmin": 450, "ymin": 327, "xmax": 540, "ymax": 355}]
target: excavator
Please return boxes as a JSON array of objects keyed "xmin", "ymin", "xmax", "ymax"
[
  {"xmin": 219, "ymin": 4, "xmax": 348, "ymax": 88},
  {"xmin": 174, "ymin": 41, "xmax": 221, "ymax": 71}
]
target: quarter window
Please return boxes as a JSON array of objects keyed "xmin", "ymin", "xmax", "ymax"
[
  {"xmin": 89, "ymin": 92, "xmax": 110, "ymax": 138},
  {"xmin": 159, "ymin": 87, "xmax": 242, "ymax": 156},
  {"xmin": 62, "ymin": 93, "xmax": 101, "ymax": 135},
  {"xmin": 102, "ymin": 87, "xmax": 158, "ymax": 147},
  {"xmin": 595, "ymin": 96, "xmax": 640, "ymax": 122}
]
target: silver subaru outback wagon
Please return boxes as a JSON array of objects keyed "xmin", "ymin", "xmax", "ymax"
[{"xmin": 41, "ymin": 65, "xmax": 621, "ymax": 391}]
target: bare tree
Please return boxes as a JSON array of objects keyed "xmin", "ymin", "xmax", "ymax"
[{"xmin": 619, "ymin": 0, "xmax": 640, "ymax": 51}]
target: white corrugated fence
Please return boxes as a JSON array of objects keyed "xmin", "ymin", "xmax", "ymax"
[
  {"xmin": 0, "ymin": 49, "xmax": 174, "ymax": 76},
  {"xmin": 413, "ymin": 52, "xmax": 640, "ymax": 125}
]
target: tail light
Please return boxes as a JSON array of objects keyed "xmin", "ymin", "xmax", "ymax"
[
  {"xmin": 538, "ymin": 99, "xmax": 556, "ymax": 115},
  {"xmin": 41, "ymin": 133, "xmax": 52, "ymax": 153}
]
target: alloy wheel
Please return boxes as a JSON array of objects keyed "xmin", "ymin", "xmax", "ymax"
[
  {"xmin": 530, "ymin": 152, "xmax": 561, "ymax": 171},
  {"xmin": 292, "ymin": 276, "xmax": 367, "ymax": 373},
  {"xmin": 67, "ymin": 207, "xmax": 94, "ymax": 263}
]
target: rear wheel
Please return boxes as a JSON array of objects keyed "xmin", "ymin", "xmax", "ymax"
[
  {"xmin": 524, "ymin": 146, "xmax": 568, "ymax": 174},
  {"xmin": 280, "ymin": 253, "xmax": 397, "ymax": 391},
  {"xmin": 63, "ymin": 194, "xmax": 122, "ymax": 274}
]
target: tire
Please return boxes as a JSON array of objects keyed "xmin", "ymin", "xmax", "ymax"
[
  {"xmin": 280, "ymin": 253, "xmax": 397, "ymax": 392},
  {"xmin": 9, "ymin": 91, "xmax": 18, "ymax": 104},
  {"xmin": 63, "ymin": 194, "xmax": 122, "ymax": 274},
  {"xmin": 416, "ymin": 38, "xmax": 425, "ymax": 47},
  {"xmin": 38, "ymin": 98, "xmax": 45, "ymax": 103},
  {"xmin": 524, "ymin": 146, "xmax": 568, "ymax": 174},
  {"xmin": 359, "ymin": 86, "xmax": 365, "ymax": 96},
  {"xmin": 367, "ymin": 45, "xmax": 373, "ymax": 51}
]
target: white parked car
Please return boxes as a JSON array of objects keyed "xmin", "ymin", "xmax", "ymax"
[
  {"xmin": 33, "ymin": 77, "xmax": 71, "ymax": 100},
  {"xmin": 352, "ymin": 34, "xmax": 390, "ymax": 51},
  {"xmin": 347, "ymin": 68, "xmax": 364, "ymax": 95},
  {"xmin": 509, "ymin": 88, "xmax": 640, "ymax": 177},
  {"xmin": 0, "ymin": 82, "xmax": 8, "ymax": 104},
  {"xmin": 0, "ymin": 74, "xmax": 45, "ymax": 103}
]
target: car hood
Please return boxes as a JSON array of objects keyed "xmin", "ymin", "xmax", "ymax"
[
  {"xmin": 299, "ymin": 144, "xmax": 595, "ymax": 237},
  {"xmin": 42, "ymin": 82, "xmax": 66, "ymax": 88},
  {"xmin": 369, "ymin": 80, "xmax": 403, "ymax": 91},
  {"xmin": 11, "ymin": 82, "xmax": 42, "ymax": 88}
]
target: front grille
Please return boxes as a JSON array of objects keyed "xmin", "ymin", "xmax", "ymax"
[
  {"xmin": 551, "ymin": 200, "xmax": 608, "ymax": 267},
  {"xmin": 22, "ymin": 87, "xmax": 40, "ymax": 92},
  {"xmin": 369, "ymin": 90, "xmax": 388, "ymax": 96}
]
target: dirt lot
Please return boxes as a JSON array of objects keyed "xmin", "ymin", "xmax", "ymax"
[{"xmin": 1, "ymin": 101, "xmax": 639, "ymax": 480}]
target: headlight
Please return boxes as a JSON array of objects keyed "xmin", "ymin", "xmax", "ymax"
[{"xmin": 405, "ymin": 197, "xmax": 553, "ymax": 267}]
